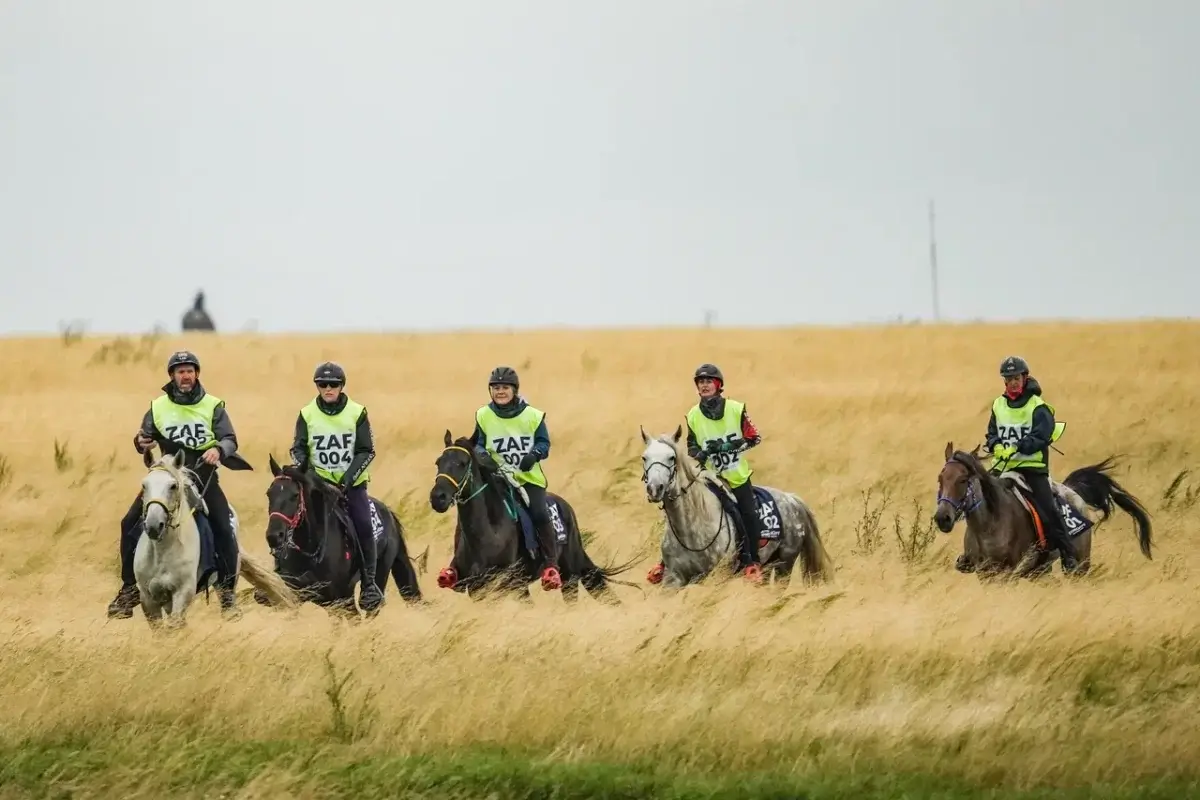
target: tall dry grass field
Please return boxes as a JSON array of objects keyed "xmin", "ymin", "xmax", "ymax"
[{"xmin": 1, "ymin": 321, "xmax": 1198, "ymax": 798}]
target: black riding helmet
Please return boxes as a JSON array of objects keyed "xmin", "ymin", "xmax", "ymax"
[
  {"xmin": 999, "ymin": 356, "xmax": 1029, "ymax": 378},
  {"xmin": 314, "ymin": 361, "xmax": 347, "ymax": 386},
  {"xmin": 693, "ymin": 363, "xmax": 724, "ymax": 389},
  {"xmin": 488, "ymin": 365, "xmax": 519, "ymax": 392},
  {"xmin": 167, "ymin": 350, "xmax": 201, "ymax": 375}
]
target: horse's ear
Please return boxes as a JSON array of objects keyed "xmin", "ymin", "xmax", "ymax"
[
  {"xmin": 639, "ymin": 425, "xmax": 649, "ymax": 444},
  {"xmin": 672, "ymin": 424, "xmax": 683, "ymax": 443},
  {"xmin": 444, "ymin": 429, "xmax": 453, "ymax": 447},
  {"xmin": 269, "ymin": 453, "xmax": 282, "ymax": 477},
  {"xmin": 171, "ymin": 450, "xmax": 185, "ymax": 469},
  {"xmin": 944, "ymin": 441, "xmax": 954, "ymax": 461}
]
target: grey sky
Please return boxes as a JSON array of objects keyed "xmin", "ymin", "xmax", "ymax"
[{"xmin": 1, "ymin": 1, "xmax": 1196, "ymax": 335}]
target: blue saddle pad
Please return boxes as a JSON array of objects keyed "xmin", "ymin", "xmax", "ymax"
[
  {"xmin": 515, "ymin": 494, "xmax": 569, "ymax": 556},
  {"xmin": 192, "ymin": 510, "xmax": 219, "ymax": 591},
  {"xmin": 1059, "ymin": 497, "xmax": 1094, "ymax": 538},
  {"xmin": 702, "ymin": 482, "xmax": 782, "ymax": 542}
]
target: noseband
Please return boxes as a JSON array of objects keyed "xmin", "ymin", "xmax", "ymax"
[
  {"xmin": 936, "ymin": 459, "xmax": 984, "ymax": 522},
  {"xmin": 434, "ymin": 445, "xmax": 488, "ymax": 505},
  {"xmin": 268, "ymin": 474, "xmax": 322, "ymax": 559}
]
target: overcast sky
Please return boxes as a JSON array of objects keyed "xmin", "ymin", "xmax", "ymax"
[{"xmin": 1, "ymin": 1, "xmax": 1196, "ymax": 335}]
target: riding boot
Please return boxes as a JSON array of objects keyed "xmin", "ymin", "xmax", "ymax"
[
  {"xmin": 108, "ymin": 497, "xmax": 143, "ymax": 619},
  {"xmin": 1026, "ymin": 472, "xmax": 1079, "ymax": 575},
  {"xmin": 730, "ymin": 482, "xmax": 764, "ymax": 577},
  {"xmin": 200, "ymin": 477, "xmax": 242, "ymax": 618},
  {"xmin": 345, "ymin": 486, "xmax": 383, "ymax": 612},
  {"xmin": 524, "ymin": 485, "xmax": 562, "ymax": 590}
]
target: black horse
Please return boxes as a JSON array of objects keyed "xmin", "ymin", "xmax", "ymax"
[
  {"xmin": 429, "ymin": 431, "xmax": 640, "ymax": 603},
  {"xmin": 259, "ymin": 455, "xmax": 424, "ymax": 616},
  {"xmin": 181, "ymin": 291, "xmax": 215, "ymax": 332}
]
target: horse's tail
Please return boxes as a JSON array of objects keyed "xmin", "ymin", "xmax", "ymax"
[
  {"xmin": 563, "ymin": 499, "xmax": 646, "ymax": 597},
  {"xmin": 1064, "ymin": 458, "xmax": 1153, "ymax": 559},
  {"xmin": 238, "ymin": 553, "xmax": 300, "ymax": 609},
  {"xmin": 794, "ymin": 498, "xmax": 834, "ymax": 584},
  {"xmin": 387, "ymin": 508, "xmax": 424, "ymax": 602}
]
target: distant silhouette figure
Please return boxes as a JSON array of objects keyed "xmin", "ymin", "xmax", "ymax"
[{"xmin": 181, "ymin": 291, "xmax": 215, "ymax": 332}]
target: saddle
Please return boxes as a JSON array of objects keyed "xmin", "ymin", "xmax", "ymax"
[
  {"xmin": 480, "ymin": 466, "xmax": 567, "ymax": 558},
  {"xmin": 996, "ymin": 471, "xmax": 1094, "ymax": 548},
  {"xmin": 701, "ymin": 478, "xmax": 783, "ymax": 550}
]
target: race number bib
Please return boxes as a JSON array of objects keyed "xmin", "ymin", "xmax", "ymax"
[
  {"xmin": 165, "ymin": 422, "xmax": 209, "ymax": 449},
  {"xmin": 706, "ymin": 435, "xmax": 743, "ymax": 472},
  {"xmin": 369, "ymin": 500, "xmax": 385, "ymax": 541},
  {"xmin": 757, "ymin": 498, "xmax": 782, "ymax": 540},
  {"xmin": 313, "ymin": 433, "xmax": 353, "ymax": 470},
  {"xmin": 996, "ymin": 424, "xmax": 1030, "ymax": 445},
  {"xmin": 491, "ymin": 434, "xmax": 533, "ymax": 468},
  {"xmin": 548, "ymin": 501, "xmax": 567, "ymax": 543}
]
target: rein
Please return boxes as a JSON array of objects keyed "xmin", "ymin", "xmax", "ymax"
[
  {"xmin": 142, "ymin": 464, "xmax": 186, "ymax": 532},
  {"xmin": 268, "ymin": 474, "xmax": 325, "ymax": 561},
  {"xmin": 644, "ymin": 453, "xmax": 727, "ymax": 553},
  {"xmin": 936, "ymin": 457, "xmax": 985, "ymax": 522},
  {"xmin": 435, "ymin": 445, "xmax": 492, "ymax": 506}
]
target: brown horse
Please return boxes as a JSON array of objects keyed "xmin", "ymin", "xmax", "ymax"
[{"xmin": 933, "ymin": 442, "xmax": 1153, "ymax": 578}]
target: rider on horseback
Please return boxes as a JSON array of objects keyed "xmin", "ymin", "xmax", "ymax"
[
  {"xmin": 455, "ymin": 365, "xmax": 562, "ymax": 591},
  {"xmin": 964, "ymin": 355, "xmax": 1079, "ymax": 574},
  {"xmin": 648, "ymin": 363, "xmax": 768, "ymax": 584},
  {"xmin": 107, "ymin": 350, "xmax": 247, "ymax": 619},
  {"xmin": 288, "ymin": 362, "xmax": 384, "ymax": 612}
]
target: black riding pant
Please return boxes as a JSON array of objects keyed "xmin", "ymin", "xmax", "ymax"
[
  {"xmin": 523, "ymin": 483, "xmax": 559, "ymax": 569},
  {"xmin": 119, "ymin": 469, "xmax": 240, "ymax": 587},
  {"xmin": 729, "ymin": 480, "xmax": 764, "ymax": 568},
  {"xmin": 343, "ymin": 483, "xmax": 377, "ymax": 576},
  {"xmin": 1017, "ymin": 469, "xmax": 1073, "ymax": 556}
]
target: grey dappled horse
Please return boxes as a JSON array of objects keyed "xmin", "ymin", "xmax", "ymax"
[{"xmin": 640, "ymin": 425, "xmax": 833, "ymax": 589}]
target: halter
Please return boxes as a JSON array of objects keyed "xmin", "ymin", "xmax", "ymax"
[
  {"xmin": 936, "ymin": 458, "xmax": 984, "ymax": 522},
  {"xmin": 643, "ymin": 446, "xmax": 727, "ymax": 553},
  {"xmin": 434, "ymin": 445, "xmax": 489, "ymax": 505}
]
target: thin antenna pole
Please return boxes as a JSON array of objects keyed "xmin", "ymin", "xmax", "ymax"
[{"xmin": 928, "ymin": 198, "xmax": 941, "ymax": 322}]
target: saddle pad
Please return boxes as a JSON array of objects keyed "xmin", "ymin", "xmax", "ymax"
[
  {"xmin": 515, "ymin": 495, "xmax": 569, "ymax": 556},
  {"xmin": 702, "ymin": 481, "xmax": 782, "ymax": 541}
]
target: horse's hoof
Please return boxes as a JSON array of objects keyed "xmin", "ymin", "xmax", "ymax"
[
  {"xmin": 437, "ymin": 567, "xmax": 457, "ymax": 589},
  {"xmin": 540, "ymin": 567, "xmax": 562, "ymax": 591},
  {"xmin": 253, "ymin": 589, "xmax": 272, "ymax": 606},
  {"xmin": 647, "ymin": 563, "xmax": 664, "ymax": 585}
]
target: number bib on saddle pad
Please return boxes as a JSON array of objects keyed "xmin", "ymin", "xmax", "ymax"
[
  {"xmin": 368, "ymin": 499, "xmax": 386, "ymax": 542},
  {"xmin": 702, "ymin": 481, "xmax": 783, "ymax": 543},
  {"xmin": 515, "ymin": 496, "xmax": 569, "ymax": 557},
  {"xmin": 1059, "ymin": 497, "xmax": 1093, "ymax": 538}
]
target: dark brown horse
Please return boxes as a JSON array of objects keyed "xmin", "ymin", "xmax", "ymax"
[
  {"xmin": 934, "ymin": 442, "xmax": 1152, "ymax": 578},
  {"xmin": 429, "ymin": 432, "xmax": 640, "ymax": 602}
]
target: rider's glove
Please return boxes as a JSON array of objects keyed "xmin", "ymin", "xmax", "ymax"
[
  {"xmin": 518, "ymin": 452, "xmax": 539, "ymax": 472},
  {"xmin": 704, "ymin": 440, "xmax": 723, "ymax": 455},
  {"xmin": 992, "ymin": 444, "xmax": 1016, "ymax": 461}
]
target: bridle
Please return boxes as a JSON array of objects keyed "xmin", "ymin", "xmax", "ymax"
[
  {"xmin": 267, "ymin": 473, "xmax": 323, "ymax": 560},
  {"xmin": 642, "ymin": 445, "xmax": 726, "ymax": 553},
  {"xmin": 434, "ymin": 445, "xmax": 488, "ymax": 505},
  {"xmin": 936, "ymin": 457, "xmax": 984, "ymax": 523},
  {"xmin": 141, "ymin": 464, "xmax": 185, "ymax": 538}
]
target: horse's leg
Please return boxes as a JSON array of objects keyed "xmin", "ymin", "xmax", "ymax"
[
  {"xmin": 1072, "ymin": 531, "xmax": 1093, "ymax": 575},
  {"xmin": 560, "ymin": 577, "xmax": 580, "ymax": 603},
  {"xmin": 167, "ymin": 585, "xmax": 194, "ymax": 629}
]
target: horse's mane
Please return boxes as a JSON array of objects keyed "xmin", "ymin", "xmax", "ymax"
[
  {"xmin": 449, "ymin": 436, "xmax": 506, "ymax": 491},
  {"xmin": 148, "ymin": 454, "xmax": 203, "ymax": 513},
  {"xmin": 950, "ymin": 449, "xmax": 1004, "ymax": 511},
  {"xmin": 279, "ymin": 463, "xmax": 340, "ymax": 513},
  {"xmin": 653, "ymin": 433, "xmax": 719, "ymax": 488}
]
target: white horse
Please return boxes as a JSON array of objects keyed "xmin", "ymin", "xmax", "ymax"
[
  {"xmin": 639, "ymin": 425, "xmax": 833, "ymax": 589},
  {"xmin": 135, "ymin": 451, "xmax": 296, "ymax": 628}
]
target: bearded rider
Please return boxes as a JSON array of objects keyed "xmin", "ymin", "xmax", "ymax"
[
  {"xmin": 970, "ymin": 355, "xmax": 1079, "ymax": 574},
  {"xmin": 647, "ymin": 363, "xmax": 767, "ymax": 584},
  {"xmin": 288, "ymin": 362, "xmax": 384, "ymax": 612},
  {"xmin": 107, "ymin": 350, "xmax": 251, "ymax": 619},
  {"xmin": 438, "ymin": 366, "xmax": 562, "ymax": 592}
]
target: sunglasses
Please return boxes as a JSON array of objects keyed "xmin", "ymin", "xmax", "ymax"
[{"xmin": 316, "ymin": 381, "xmax": 342, "ymax": 390}]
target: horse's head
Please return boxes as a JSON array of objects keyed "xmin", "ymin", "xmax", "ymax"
[
  {"xmin": 640, "ymin": 424, "xmax": 689, "ymax": 504},
  {"xmin": 142, "ymin": 450, "xmax": 188, "ymax": 541},
  {"xmin": 934, "ymin": 441, "xmax": 988, "ymax": 532},
  {"xmin": 430, "ymin": 430, "xmax": 490, "ymax": 513},
  {"xmin": 266, "ymin": 453, "xmax": 315, "ymax": 552}
]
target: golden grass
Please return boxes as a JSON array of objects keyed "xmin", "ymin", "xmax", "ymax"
[{"xmin": 1, "ymin": 321, "xmax": 1199, "ymax": 791}]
